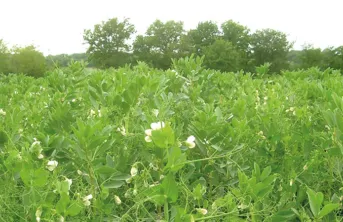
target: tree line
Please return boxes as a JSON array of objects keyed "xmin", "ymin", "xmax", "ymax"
[{"xmin": 1, "ymin": 17, "xmax": 342, "ymax": 77}]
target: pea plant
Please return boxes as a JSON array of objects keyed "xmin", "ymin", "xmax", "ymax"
[{"xmin": 0, "ymin": 59, "xmax": 343, "ymax": 221}]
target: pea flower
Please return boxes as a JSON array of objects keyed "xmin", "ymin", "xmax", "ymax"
[
  {"xmin": 196, "ymin": 208, "xmax": 208, "ymax": 215},
  {"xmin": 37, "ymin": 153, "xmax": 44, "ymax": 159},
  {"xmin": 114, "ymin": 195, "xmax": 122, "ymax": 205},
  {"xmin": 185, "ymin": 135, "xmax": 196, "ymax": 148},
  {"xmin": 303, "ymin": 165, "xmax": 308, "ymax": 171},
  {"xmin": 0, "ymin": 109, "xmax": 6, "ymax": 116},
  {"xmin": 151, "ymin": 121, "xmax": 165, "ymax": 130},
  {"xmin": 65, "ymin": 177, "xmax": 72, "ymax": 190},
  {"xmin": 46, "ymin": 160, "xmax": 58, "ymax": 171},
  {"xmin": 144, "ymin": 121, "xmax": 165, "ymax": 142},
  {"xmin": 83, "ymin": 194, "xmax": 93, "ymax": 206},
  {"xmin": 35, "ymin": 207, "xmax": 42, "ymax": 222},
  {"xmin": 152, "ymin": 109, "xmax": 159, "ymax": 117},
  {"xmin": 130, "ymin": 166, "xmax": 138, "ymax": 177},
  {"xmin": 117, "ymin": 126, "xmax": 126, "ymax": 136},
  {"xmin": 32, "ymin": 138, "xmax": 41, "ymax": 147}
]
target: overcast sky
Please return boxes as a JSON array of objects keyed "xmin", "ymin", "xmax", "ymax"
[{"xmin": 0, "ymin": 0, "xmax": 342, "ymax": 55}]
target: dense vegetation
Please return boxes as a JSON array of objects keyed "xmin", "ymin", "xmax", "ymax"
[
  {"xmin": 1, "ymin": 58, "xmax": 343, "ymax": 221},
  {"xmin": 1, "ymin": 17, "xmax": 343, "ymax": 77}
]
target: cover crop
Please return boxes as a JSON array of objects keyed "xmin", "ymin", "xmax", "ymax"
[{"xmin": 1, "ymin": 58, "xmax": 343, "ymax": 221}]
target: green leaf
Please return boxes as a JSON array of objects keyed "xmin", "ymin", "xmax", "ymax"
[
  {"xmin": 253, "ymin": 162, "xmax": 261, "ymax": 181},
  {"xmin": 67, "ymin": 200, "xmax": 83, "ymax": 216},
  {"xmin": 318, "ymin": 203, "xmax": 339, "ymax": 218},
  {"xmin": 111, "ymin": 173, "xmax": 131, "ymax": 181},
  {"xmin": 162, "ymin": 173, "xmax": 178, "ymax": 203},
  {"xmin": 56, "ymin": 180, "xmax": 71, "ymax": 194},
  {"xmin": 165, "ymin": 147, "xmax": 186, "ymax": 173},
  {"xmin": 103, "ymin": 180, "xmax": 125, "ymax": 189},
  {"xmin": 260, "ymin": 166, "xmax": 271, "ymax": 181},
  {"xmin": 106, "ymin": 154, "xmax": 115, "ymax": 167},
  {"xmin": 20, "ymin": 168, "xmax": 32, "ymax": 186},
  {"xmin": 56, "ymin": 192, "xmax": 70, "ymax": 215},
  {"xmin": 151, "ymin": 123, "xmax": 175, "ymax": 149},
  {"xmin": 307, "ymin": 188, "xmax": 324, "ymax": 217},
  {"xmin": 95, "ymin": 166, "xmax": 117, "ymax": 174},
  {"xmin": 32, "ymin": 169, "xmax": 49, "ymax": 187},
  {"xmin": 193, "ymin": 183, "xmax": 203, "ymax": 200},
  {"xmin": 271, "ymin": 209, "xmax": 296, "ymax": 222}
]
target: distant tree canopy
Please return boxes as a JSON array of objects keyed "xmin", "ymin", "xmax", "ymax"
[
  {"xmin": 83, "ymin": 17, "xmax": 136, "ymax": 68},
  {"xmin": 1, "ymin": 17, "xmax": 343, "ymax": 76},
  {"xmin": 83, "ymin": 17, "xmax": 343, "ymax": 73},
  {"xmin": 0, "ymin": 42, "xmax": 46, "ymax": 77}
]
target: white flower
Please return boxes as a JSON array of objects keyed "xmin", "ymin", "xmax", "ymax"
[
  {"xmin": 144, "ymin": 121, "xmax": 165, "ymax": 142},
  {"xmin": 145, "ymin": 129, "xmax": 152, "ymax": 137},
  {"xmin": 32, "ymin": 138, "xmax": 41, "ymax": 147},
  {"xmin": 185, "ymin": 135, "xmax": 196, "ymax": 148},
  {"xmin": 303, "ymin": 165, "xmax": 308, "ymax": 171},
  {"xmin": 65, "ymin": 177, "xmax": 72, "ymax": 190},
  {"xmin": 46, "ymin": 160, "xmax": 58, "ymax": 171},
  {"xmin": 0, "ymin": 109, "xmax": 6, "ymax": 116},
  {"xmin": 130, "ymin": 166, "xmax": 138, "ymax": 177},
  {"xmin": 83, "ymin": 194, "xmax": 93, "ymax": 206},
  {"xmin": 264, "ymin": 96, "xmax": 268, "ymax": 101},
  {"xmin": 37, "ymin": 153, "xmax": 44, "ymax": 159},
  {"xmin": 77, "ymin": 170, "xmax": 88, "ymax": 176},
  {"xmin": 133, "ymin": 189, "xmax": 137, "ymax": 196},
  {"xmin": 196, "ymin": 208, "xmax": 208, "ymax": 215},
  {"xmin": 125, "ymin": 177, "xmax": 132, "ymax": 184},
  {"xmin": 114, "ymin": 195, "xmax": 122, "ymax": 205},
  {"xmin": 35, "ymin": 207, "xmax": 42, "ymax": 222},
  {"xmin": 98, "ymin": 109, "xmax": 102, "ymax": 117},
  {"xmin": 90, "ymin": 109, "xmax": 96, "ymax": 117},
  {"xmin": 59, "ymin": 216, "xmax": 65, "ymax": 222},
  {"xmin": 152, "ymin": 109, "xmax": 159, "ymax": 117},
  {"xmin": 71, "ymin": 99, "xmax": 76, "ymax": 103},
  {"xmin": 145, "ymin": 136, "xmax": 152, "ymax": 142},
  {"xmin": 117, "ymin": 126, "xmax": 126, "ymax": 136},
  {"xmin": 290, "ymin": 179, "xmax": 294, "ymax": 186},
  {"xmin": 150, "ymin": 121, "xmax": 165, "ymax": 130}
]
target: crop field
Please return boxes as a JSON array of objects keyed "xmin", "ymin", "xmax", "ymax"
[{"xmin": 1, "ymin": 58, "xmax": 343, "ymax": 221}]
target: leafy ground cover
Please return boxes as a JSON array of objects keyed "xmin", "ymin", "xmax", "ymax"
[{"xmin": 1, "ymin": 58, "xmax": 343, "ymax": 221}]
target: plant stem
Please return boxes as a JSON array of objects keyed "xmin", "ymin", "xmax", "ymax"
[{"xmin": 164, "ymin": 201, "xmax": 169, "ymax": 221}]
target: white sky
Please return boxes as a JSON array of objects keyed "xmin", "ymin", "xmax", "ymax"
[{"xmin": 0, "ymin": 0, "xmax": 342, "ymax": 55}]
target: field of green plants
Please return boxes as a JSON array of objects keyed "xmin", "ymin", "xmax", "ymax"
[{"xmin": 1, "ymin": 57, "xmax": 343, "ymax": 221}]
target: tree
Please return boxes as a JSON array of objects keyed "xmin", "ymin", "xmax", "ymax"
[
  {"xmin": 250, "ymin": 29, "xmax": 293, "ymax": 73},
  {"xmin": 187, "ymin": 21, "xmax": 220, "ymax": 55},
  {"xmin": 221, "ymin": 20, "xmax": 250, "ymax": 52},
  {"xmin": 299, "ymin": 44, "xmax": 323, "ymax": 69},
  {"xmin": 202, "ymin": 39, "xmax": 241, "ymax": 72},
  {"xmin": 322, "ymin": 46, "xmax": 343, "ymax": 71},
  {"xmin": 83, "ymin": 17, "xmax": 136, "ymax": 68},
  {"xmin": 221, "ymin": 20, "xmax": 251, "ymax": 70},
  {"xmin": 0, "ymin": 39, "xmax": 10, "ymax": 74},
  {"xmin": 10, "ymin": 45, "xmax": 46, "ymax": 77},
  {"xmin": 133, "ymin": 20, "xmax": 184, "ymax": 69}
]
